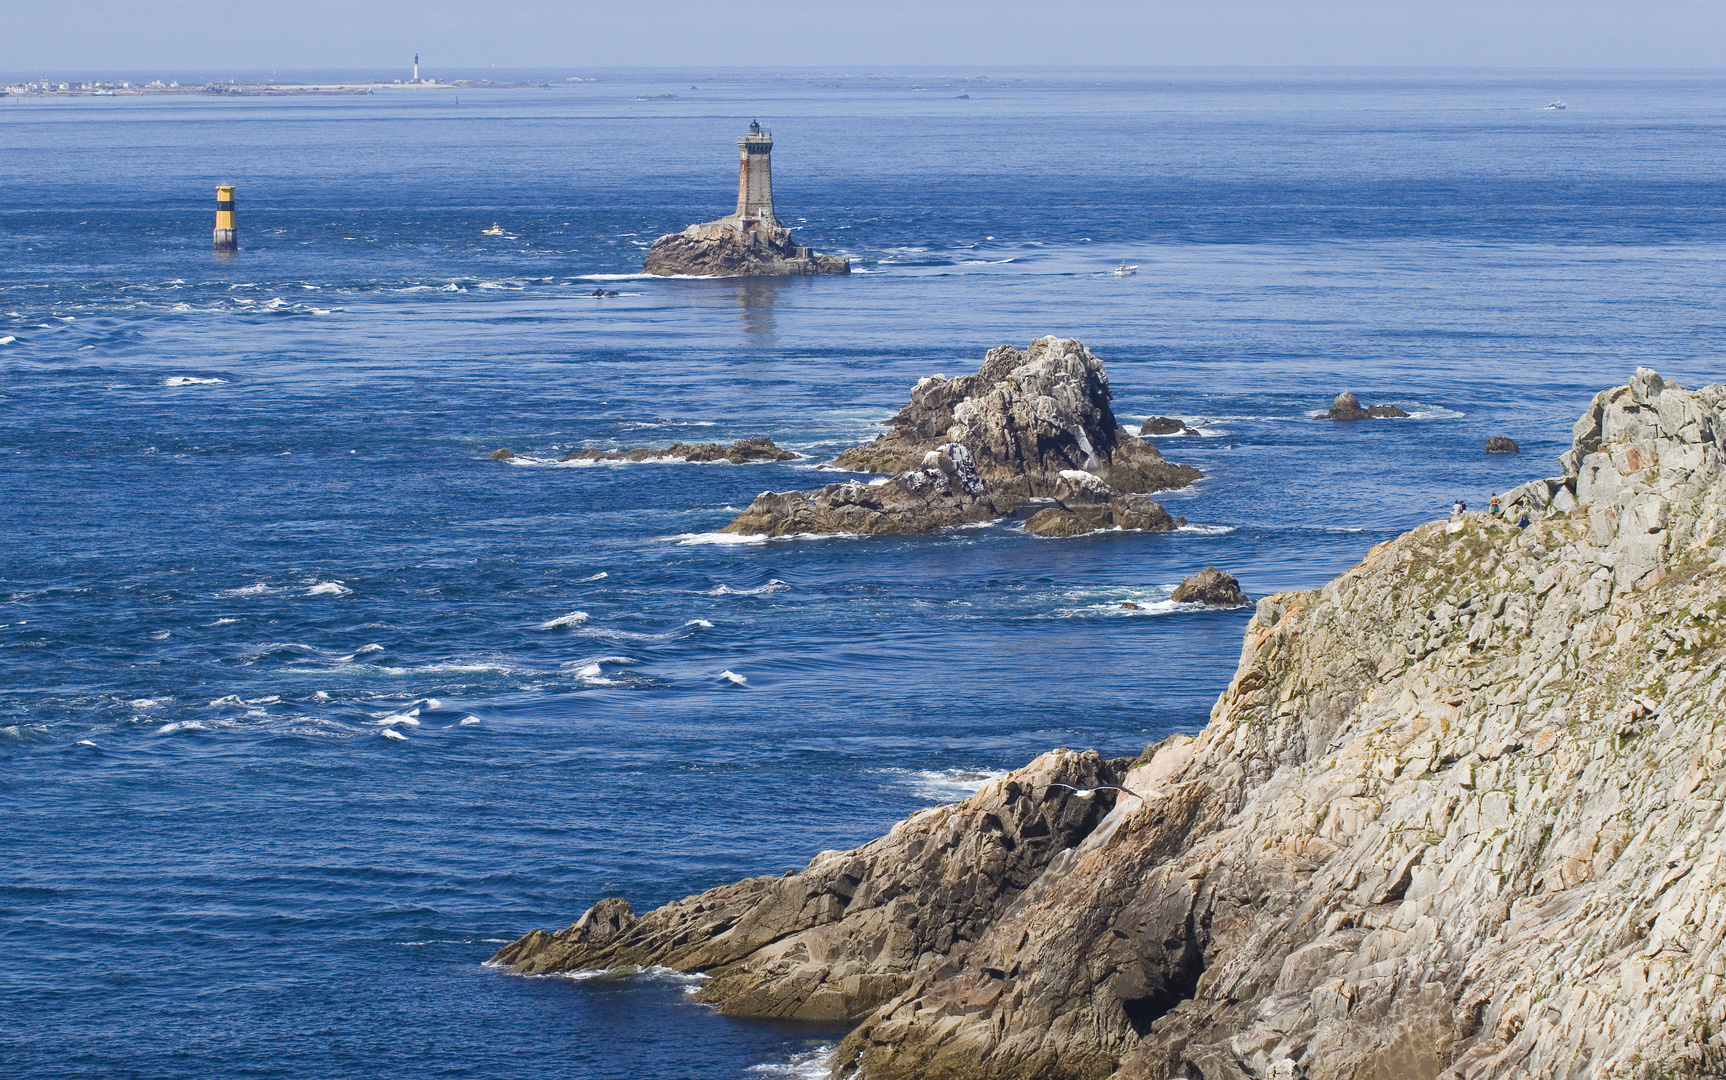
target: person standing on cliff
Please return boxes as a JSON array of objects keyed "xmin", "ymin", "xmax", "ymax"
[{"xmin": 1489, "ymin": 492, "xmax": 1501, "ymax": 516}]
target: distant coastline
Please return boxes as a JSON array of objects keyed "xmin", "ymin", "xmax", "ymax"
[{"xmin": 1, "ymin": 77, "xmax": 581, "ymax": 98}]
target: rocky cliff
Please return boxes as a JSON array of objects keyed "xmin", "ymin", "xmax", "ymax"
[
  {"xmin": 644, "ymin": 216, "xmax": 849, "ymax": 277},
  {"xmin": 722, "ymin": 337, "xmax": 1201, "ymax": 536},
  {"xmin": 497, "ymin": 369, "xmax": 1726, "ymax": 1079}
]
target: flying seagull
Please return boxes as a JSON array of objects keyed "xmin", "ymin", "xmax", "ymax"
[{"xmin": 1048, "ymin": 783, "xmax": 1141, "ymax": 800}]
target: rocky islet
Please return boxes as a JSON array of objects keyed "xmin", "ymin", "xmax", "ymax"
[
  {"xmin": 499, "ymin": 369, "xmax": 1726, "ymax": 1079},
  {"xmin": 1319, "ymin": 392, "xmax": 1410, "ymax": 421},
  {"xmin": 723, "ymin": 336, "xmax": 1201, "ymax": 537}
]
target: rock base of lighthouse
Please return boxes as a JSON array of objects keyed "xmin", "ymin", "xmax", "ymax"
[{"xmin": 643, "ymin": 215, "xmax": 849, "ymax": 277}]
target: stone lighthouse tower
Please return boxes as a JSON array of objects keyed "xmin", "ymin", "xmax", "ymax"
[{"xmin": 735, "ymin": 120, "xmax": 775, "ymax": 226}]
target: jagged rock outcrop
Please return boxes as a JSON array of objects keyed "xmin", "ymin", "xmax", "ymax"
[
  {"xmin": 491, "ymin": 750, "xmax": 1131, "ymax": 1022},
  {"xmin": 1022, "ymin": 470, "xmax": 1184, "ymax": 538},
  {"xmin": 1141, "ymin": 417, "xmax": 1198, "ymax": 437},
  {"xmin": 1170, "ymin": 567, "xmax": 1248, "ymax": 607},
  {"xmin": 644, "ymin": 217, "xmax": 849, "ymax": 277},
  {"xmin": 500, "ymin": 368, "xmax": 1726, "ymax": 1079},
  {"xmin": 1486, "ymin": 436, "xmax": 1520, "ymax": 454},
  {"xmin": 557, "ymin": 437, "xmax": 796, "ymax": 464},
  {"xmin": 723, "ymin": 338, "xmax": 1200, "ymax": 536},
  {"xmin": 1320, "ymin": 392, "xmax": 1410, "ymax": 421}
]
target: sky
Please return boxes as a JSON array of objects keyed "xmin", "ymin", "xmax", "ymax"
[{"xmin": 5, "ymin": 0, "xmax": 1724, "ymax": 73}]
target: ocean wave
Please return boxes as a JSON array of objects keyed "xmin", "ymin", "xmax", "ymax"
[
  {"xmin": 1176, "ymin": 524, "xmax": 1236, "ymax": 536},
  {"xmin": 335, "ymin": 644, "xmax": 385, "ymax": 662},
  {"xmin": 381, "ymin": 728, "xmax": 409, "ymax": 741},
  {"xmin": 537, "ymin": 610, "xmax": 590, "ymax": 630},
  {"xmin": 717, "ymin": 670, "xmax": 748, "ymax": 685},
  {"xmin": 0, "ymin": 336, "xmax": 15, "ymax": 345},
  {"xmin": 216, "ymin": 583, "xmax": 280, "ymax": 598},
  {"xmin": 570, "ymin": 619, "xmax": 711, "ymax": 643},
  {"xmin": 578, "ymin": 571, "xmax": 609, "ymax": 582},
  {"xmin": 157, "ymin": 720, "xmax": 212, "ymax": 735},
  {"xmin": 703, "ymin": 579, "xmax": 789, "ymax": 596},
  {"xmin": 305, "ymin": 581, "xmax": 353, "ymax": 597}
]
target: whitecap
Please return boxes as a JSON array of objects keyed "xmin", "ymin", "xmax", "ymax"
[
  {"xmin": 218, "ymin": 583, "xmax": 276, "ymax": 598},
  {"xmin": 704, "ymin": 579, "xmax": 789, "ymax": 597},
  {"xmin": 157, "ymin": 720, "xmax": 211, "ymax": 735},
  {"xmin": 381, "ymin": 728, "xmax": 409, "ymax": 741},
  {"xmin": 209, "ymin": 695, "xmax": 244, "ymax": 707},
  {"xmin": 0, "ymin": 336, "xmax": 15, "ymax": 345},
  {"xmin": 1176, "ymin": 524, "xmax": 1236, "ymax": 536},
  {"xmin": 537, "ymin": 610, "xmax": 590, "ymax": 630},
  {"xmin": 129, "ymin": 697, "xmax": 168, "ymax": 709},
  {"xmin": 164, "ymin": 376, "xmax": 227, "ymax": 386},
  {"xmin": 458, "ymin": 716, "xmax": 482, "ymax": 726},
  {"xmin": 578, "ymin": 571, "xmax": 609, "ymax": 582},
  {"xmin": 305, "ymin": 581, "xmax": 352, "ymax": 597},
  {"xmin": 313, "ymin": 690, "xmax": 332, "ymax": 702},
  {"xmin": 717, "ymin": 670, "xmax": 748, "ymax": 685},
  {"xmin": 336, "ymin": 644, "xmax": 385, "ymax": 661},
  {"xmin": 75, "ymin": 739, "xmax": 100, "ymax": 748},
  {"xmin": 208, "ymin": 617, "xmax": 239, "ymax": 626}
]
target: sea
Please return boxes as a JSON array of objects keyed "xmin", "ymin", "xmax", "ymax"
[{"xmin": 3, "ymin": 67, "xmax": 1723, "ymax": 1079}]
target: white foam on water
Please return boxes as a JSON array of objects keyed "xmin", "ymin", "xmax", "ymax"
[
  {"xmin": 313, "ymin": 691, "xmax": 332, "ymax": 702},
  {"xmin": 208, "ymin": 618, "xmax": 239, "ymax": 626},
  {"xmin": 157, "ymin": 720, "xmax": 211, "ymax": 735},
  {"xmin": 218, "ymin": 583, "xmax": 278, "ymax": 598},
  {"xmin": 1404, "ymin": 405, "xmax": 1465, "ymax": 420},
  {"xmin": 570, "ymin": 620, "xmax": 709, "ymax": 643},
  {"xmin": 129, "ymin": 697, "xmax": 169, "ymax": 709},
  {"xmin": 209, "ymin": 695, "xmax": 245, "ymax": 707},
  {"xmin": 748, "ymin": 1047, "xmax": 836, "ymax": 1079},
  {"xmin": 163, "ymin": 376, "xmax": 227, "ymax": 386},
  {"xmin": 245, "ymin": 695, "xmax": 281, "ymax": 705},
  {"xmin": 1177, "ymin": 524, "xmax": 1236, "ymax": 536},
  {"xmin": 573, "ymin": 663, "xmax": 603, "ymax": 678},
  {"xmin": 370, "ymin": 712, "xmax": 421, "ymax": 728},
  {"xmin": 578, "ymin": 571, "xmax": 609, "ymax": 582},
  {"xmin": 381, "ymin": 728, "xmax": 409, "ymax": 741},
  {"xmin": 537, "ymin": 610, "xmax": 590, "ymax": 630},
  {"xmin": 336, "ymin": 644, "xmax": 385, "ymax": 662},
  {"xmin": 888, "ymin": 767, "xmax": 1008, "ymax": 802},
  {"xmin": 305, "ymin": 581, "xmax": 352, "ymax": 597},
  {"xmin": 458, "ymin": 716, "xmax": 482, "ymax": 726},
  {"xmin": 75, "ymin": 739, "xmax": 100, "ymax": 748},
  {"xmin": 0, "ymin": 336, "xmax": 14, "ymax": 345},
  {"xmin": 671, "ymin": 531, "xmax": 865, "ymax": 546},
  {"xmin": 717, "ymin": 670, "xmax": 748, "ymax": 685},
  {"xmin": 704, "ymin": 579, "xmax": 789, "ymax": 597}
]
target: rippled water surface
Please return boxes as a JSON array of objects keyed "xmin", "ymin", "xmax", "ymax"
[{"xmin": 4, "ymin": 67, "xmax": 1725, "ymax": 1078}]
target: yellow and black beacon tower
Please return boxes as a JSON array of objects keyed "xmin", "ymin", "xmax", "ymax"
[{"xmin": 213, "ymin": 185, "xmax": 237, "ymax": 253}]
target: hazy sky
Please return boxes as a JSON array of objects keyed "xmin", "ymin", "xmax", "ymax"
[{"xmin": 8, "ymin": 0, "xmax": 1724, "ymax": 72}]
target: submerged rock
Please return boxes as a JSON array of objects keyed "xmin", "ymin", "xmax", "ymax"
[
  {"xmin": 557, "ymin": 437, "xmax": 797, "ymax": 464},
  {"xmin": 503, "ymin": 369, "xmax": 1726, "ymax": 1079},
  {"xmin": 1169, "ymin": 566, "xmax": 1248, "ymax": 606},
  {"xmin": 723, "ymin": 337, "xmax": 1200, "ymax": 536},
  {"xmin": 1319, "ymin": 391, "xmax": 1409, "ymax": 420},
  {"xmin": 1486, "ymin": 435, "xmax": 1521, "ymax": 453}
]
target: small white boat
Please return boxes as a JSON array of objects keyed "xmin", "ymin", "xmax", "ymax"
[
  {"xmin": 1547, "ymin": 100, "xmax": 1567, "ymax": 110},
  {"xmin": 481, "ymin": 224, "xmax": 504, "ymax": 236},
  {"xmin": 1113, "ymin": 263, "xmax": 1137, "ymax": 276}
]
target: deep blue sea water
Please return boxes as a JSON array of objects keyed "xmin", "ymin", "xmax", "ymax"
[{"xmin": 2, "ymin": 67, "xmax": 1724, "ymax": 1079}]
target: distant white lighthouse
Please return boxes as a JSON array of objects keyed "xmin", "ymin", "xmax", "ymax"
[{"xmin": 413, "ymin": 54, "xmax": 420, "ymax": 82}]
